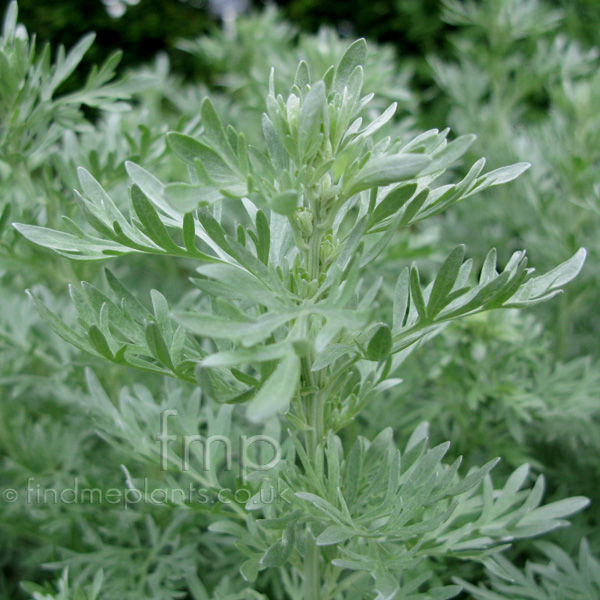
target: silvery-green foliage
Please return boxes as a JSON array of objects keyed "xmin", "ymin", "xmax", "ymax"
[
  {"xmin": 0, "ymin": 1, "xmax": 147, "ymax": 212},
  {"xmin": 23, "ymin": 570, "xmax": 104, "ymax": 600},
  {"xmin": 457, "ymin": 539, "xmax": 600, "ymax": 599},
  {"xmin": 82, "ymin": 368, "xmax": 274, "ymax": 506},
  {"xmin": 15, "ymin": 39, "xmax": 585, "ymax": 420},
  {"xmin": 217, "ymin": 424, "xmax": 586, "ymax": 599},
  {"xmin": 0, "ymin": 301, "xmax": 223, "ymax": 600},
  {"xmin": 23, "ymin": 569, "xmax": 270, "ymax": 600},
  {"xmin": 0, "ymin": 0, "xmax": 171, "ymax": 307},
  {"xmin": 0, "ymin": 1, "xmax": 132, "ymax": 164},
  {"xmin": 429, "ymin": 0, "xmax": 600, "ymax": 357},
  {"xmin": 27, "ymin": 573, "xmax": 273, "ymax": 600},
  {"xmin": 366, "ymin": 310, "xmax": 600, "ymax": 466},
  {"xmin": 1, "ymin": 371, "xmax": 249, "ymax": 599},
  {"xmin": 0, "ymin": 7, "xmax": 243, "ymax": 595},
  {"xmin": 179, "ymin": 7, "xmax": 413, "ymax": 105},
  {"xmin": 13, "ymin": 32, "xmax": 589, "ymax": 600},
  {"xmin": 177, "ymin": 8, "xmax": 415, "ymax": 143}
]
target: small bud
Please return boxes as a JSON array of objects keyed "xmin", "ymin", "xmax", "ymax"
[
  {"xmin": 296, "ymin": 209, "xmax": 313, "ymax": 236},
  {"xmin": 320, "ymin": 237, "xmax": 336, "ymax": 265},
  {"xmin": 320, "ymin": 173, "xmax": 332, "ymax": 196},
  {"xmin": 307, "ymin": 279, "xmax": 319, "ymax": 297},
  {"xmin": 286, "ymin": 94, "xmax": 300, "ymax": 131},
  {"xmin": 322, "ymin": 137, "xmax": 333, "ymax": 160},
  {"xmin": 297, "ymin": 278, "xmax": 308, "ymax": 297}
]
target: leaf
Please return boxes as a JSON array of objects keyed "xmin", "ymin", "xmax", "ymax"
[
  {"xmin": 333, "ymin": 38, "xmax": 367, "ymax": 93},
  {"xmin": 520, "ymin": 497, "xmax": 590, "ymax": 524},
  {"xmin": 399, "ymin": 188, "xmax": 428, "ymax": 226},
  {"xmin": 358, "ymin": 102, "xmax": 397, "ymax": 139},
  {"xmin": 312, "ymin": 344, "xmax": 354, "ymax": 371},
  {"xmin": 365, "ymin": 323, "xmax": 392, "ymax": 361},
  {"xmin": 427, "ymin": 586, "xmax": 462, "ymax": 600},
  {"xmin": 393, "ymin": 267, "xmax": 410, "ymax": 332},
  {"xmin": 373, "ymin": 568, "xmax": 399, "ymax": 600},
  {"xmin": 174, "ymin": 311, "xmax": 294, "ymax": 346},
  {"xmin": 444, "ymin": 459, "xmax": 500, "ymax": 498},
  {"xmin": 294, "ymin": 60, "xmax": 310, "ymax": 89},
  {"xmin": 480, "ymin": 248, "xmax": 498, "ymax": 284},
  {"xmin": 246, "ymin": 353, "xmax": 301, "ymax": 422},
  {"xmin": 78, "ymin": 168, "xmax": 127, "ymax": 229},
  {"xmin": 2, "ymin": 1, "xmax": 17, "ymax": 41},
  {"xmin": 270, "ymin": 190, "xmax": 298, "ymax": 216},
  {"xmin": 0, "ymin": 203, "xmax": 11, "ymax": 235},
  {"xmin": 260, "ymin": 542, "xmax": 289, "ymax": 568},
  {"xmin": 87, "ymin": 325, "xmax": 113, "ymax": 359},
  {"xmin": 201, "ymin": 341, "xmax": 293, "ymax": 367},
  {"xmin": 428, "ymin": 245, "xmax": 466, "ymax": 316},
  {"xmin": 262, "ymin": 114, "xmax": 287, "ymax": 170},
  {"xmin": 424, "ymin": 134, "xmax": 476, "ymax": 173},
  {"xmin": 208, "ymin": 520, "xmax": 248, "ymax": 537},
  {"xmin": 298, "ymin": 80, "xmax": 326, "ymax": 160},
  {"xmin": 317, "ymin": 526, "xmax": 357, "ymax": 546},
  {"xmin": 130, "ymin": 185, "xmax": 179, "ymax": 251},
  {"xmin": 254, "ymin": 210, "xmax": 270, "ymax": 265},
  {"xmin": 167, "ymin": 132, "xmax": 207, "ymax": 164},
  {"xmin": 476, "ymin": 162, "xmax": 531, "ymax": 190},
  {"xmin": 168, "ymin": 132, "xmax": 236, "ymax": 183},
  {"xmin": 295, "ymin": 492, "xmax": 348, "ymax": 525},
  {"xmin": 26, "ymin": 291, "xmax": 95, "ymax": 354},
  {"xmin": 410, "ymin": 266, "xmax": 427, "ymax": 321},
  {"xmin": 145, "ymin": 322, "xmax": 175, "ymax": 370},
  {"xmin": 223, "ymin": 387, "xmax": 257, "ymax": 405},
  {"xmin": 13, "ymin": 223, "xmax": 121, "ymax": 258},
  {"xmin": 105, "ymin": 269, "xmax": 151, "ymax": 323},
  {"xmin": 200, "ymin": 97, "xmax": 231, "ymax": 158},
  {"xmin": 369, "ymin": 183, "xmax": 417, "ymax": 227},
  {"xmin": 182, "ymin": 212, "xmax": 197, "ymax": 253},
  {"xmin": 507, "ymin": 248, "xmax": 586, "ymax": 306},
  {"xmin": 48, "ymin": 33, "xmax": 95, "ymax": 95},
  {"xmin": 125, "ymin": 161, "xmax": 176, "ymax": 218},
  {"xmin": 348, "ymin": 154, "xmax": 431, "ymax": 196},
  {"xmin": 240, "ymin": 559, "xmax": 260, "ymax": 582},
  {"xmin": 194, "ymin": 263, "xmax": 282, "ymax": 309},
  {"xmin": 164, "ymin": 183, "xmax": 219, "ymax": 212}
]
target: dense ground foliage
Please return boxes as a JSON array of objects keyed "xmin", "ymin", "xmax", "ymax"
[{"xmin": 0, "ymin": 0, "xmax": 598, "ymax": 599}]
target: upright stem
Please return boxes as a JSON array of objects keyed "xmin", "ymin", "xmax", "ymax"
[
  {"xmin": 302, "ymin": 381, "xmax": 324, "ymax": 600},
  {"xmin": 300, "ymin": 316, "xmax": 324, "ymax": 599},
  {"xmin": 308, "ymin": 228, "xmax": 322, "ymax": 282},
  {"xmin": 304, "ymin": 527, "xmax": 321, "ymax": 600},
  {"xmin": 307, "ymin": 390, "xmax": 324, "ymax": 452},
  {"xmin": 301, "ymin": 193, "xmax": 325, "ymax": 600}
]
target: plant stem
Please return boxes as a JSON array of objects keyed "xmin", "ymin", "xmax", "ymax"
[
  {"xmin": 304, "ymin": 527, "xmax": 321, "ymax": 600},
  {"xmin": 300, "ymin": 355, "xmax": 323, "ymax": 600},
  {"xmin": 308, "ymin": 229, "xmax": 322, "ymax": 282},
  {"xmin": 301, "ymin": 193, "xmax": 326, "ymax": 600}
]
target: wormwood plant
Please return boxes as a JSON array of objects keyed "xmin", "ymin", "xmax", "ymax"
[{"xmin": 15, "ymin": 40, "xmax": 590, "ymax": 599}]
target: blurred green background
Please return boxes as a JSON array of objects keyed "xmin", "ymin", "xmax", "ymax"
[{"xmin": 4, "ymin": 0, "xmax": 599, "ymax": 81}]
